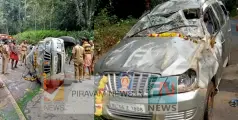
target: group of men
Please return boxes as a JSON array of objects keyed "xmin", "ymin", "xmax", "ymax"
[
  {"xmin": 69, "ymin": 38, "xmax": 95, "ymax": 82},
  {"xmin": 0, "ymin": 40, "xmax": 28, "ymax": 75}
]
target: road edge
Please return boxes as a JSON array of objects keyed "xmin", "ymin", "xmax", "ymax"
[{"xmin": 0, "ymin": 75, "xmax": 27, "ymax": 120}]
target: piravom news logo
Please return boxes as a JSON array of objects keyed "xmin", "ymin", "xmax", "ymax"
[{"xmin": 148, "ymin": 75, "xmax": 178, "ymax": 113}]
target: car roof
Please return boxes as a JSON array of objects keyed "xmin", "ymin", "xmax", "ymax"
[{"xmin": 150, "ymin": 0, "xmax": 203, "ymax": 15}]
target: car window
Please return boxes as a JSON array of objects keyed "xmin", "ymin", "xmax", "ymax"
[
  {"xmin": 220, "ymin": 4, "xmax": 228, "ymax": 16},
  {"xmin": 183, "ymin": 8, "xmax": 200, "ymax": 19},
  {"xmin": 203, "ymin": 6, "xmax": 220, "ymax": 34},
  {"xmin": 212, "ymin": 3, "xmax": 225, "ymax": 26}
]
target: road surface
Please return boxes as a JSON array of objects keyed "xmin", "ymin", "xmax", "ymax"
[{"xmin": 212, "ymin": 20, "xmax": 238, "ymax": 120}]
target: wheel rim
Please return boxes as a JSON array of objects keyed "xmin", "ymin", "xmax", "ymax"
[{"xmin": 207, "ymin": 92, "xmax": 214, "ymax": 120}]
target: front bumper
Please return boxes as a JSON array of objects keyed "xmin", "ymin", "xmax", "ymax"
[{"xmin": 102, "ymin": 88, "xmax": 207, "ymax": 120}]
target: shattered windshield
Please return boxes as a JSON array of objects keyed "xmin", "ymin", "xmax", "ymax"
[{"xmin": 125, "ymin": 0, "xmax": 204, "ymax": 38}]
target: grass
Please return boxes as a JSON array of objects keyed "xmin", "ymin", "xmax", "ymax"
[
  {"xmin": 0, "ymin": 84, "xmax": 41, "ymax": 120},
  {"xmin": 17, "ymin": 84, "xmax": 41, "ymax": 117}
]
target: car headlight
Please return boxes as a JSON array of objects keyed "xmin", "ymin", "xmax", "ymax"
[{"xmin": 177, "ymin": 69, "xmax": 197, "ymax": 93}]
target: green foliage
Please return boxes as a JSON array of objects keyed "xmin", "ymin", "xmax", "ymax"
[
  {"xmin": 94, "ymin": 8, "xmax": 118, "ymax": 28},
  {"xmin": 0, "ymin": 0, "xmax": 96, "ymax": 34},
  {"xmin": 14, "ymin": 30, "xmax": 94, "ymax": 44},
  {"xmin": 93, "ymin": 8, "xmax": 137, "ymax": 53},
  {"xmin": 230, "ymin": 8, "xmax": 237, "ymax": 17},
  {"xmin": 94, "ymin": 8, "xmax": 137, "ymax": 52}
]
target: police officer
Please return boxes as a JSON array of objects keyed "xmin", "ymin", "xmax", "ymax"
[
  {"xmin": 20, "ymin": 40, "xmax": 28, "ymax": 66},
  {"xmin": 1, "ymin": 41, "xmax": 10, "ymax": 74},
  {"xmin": 71, "ymin": 40, "xmax": 85, "ymax": 82}
]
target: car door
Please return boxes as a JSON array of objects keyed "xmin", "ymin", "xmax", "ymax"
[
  {"xmin": 211, "ymin": 2, "xmax": 230, "ymax": 65},
  {"xmin": 219, "ymin": 2, "xmax": 231, "ymax": 33},
  {"xmin": 219, "ymin": 2, "xmax": 232, "ymax": 62},
  {"xmin": 203, "ymin": 5, "xmax": 223, "ymax": 87}
]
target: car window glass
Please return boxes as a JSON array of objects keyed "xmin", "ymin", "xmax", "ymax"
[
  {"xmin": 212, "ymin": 3, "xmax": 225, "ymax": 26},
  {"xmin": 220, "ymin": 4, "xmax": 228, "ymax": 16},
  {"xmin": 203, "ymin": 7, "xmax": 219, "ymax": 34},
  {"xmin": 183, "ymin": 8, "xmax": 200, "ymax": 19}
]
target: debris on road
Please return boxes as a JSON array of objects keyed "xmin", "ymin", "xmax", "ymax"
[{"xmin": 229, "ymin": 99, "xmax": 238, "ymax": 107}]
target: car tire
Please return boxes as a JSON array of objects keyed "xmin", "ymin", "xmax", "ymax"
[{"xmin": 203, "ymin": 81, "xmax": 215, "ymax": 120}]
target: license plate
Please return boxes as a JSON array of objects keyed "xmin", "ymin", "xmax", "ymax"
[{"xmin": 109, "ymin": 101, "xmax": 146, "ymax": 113}]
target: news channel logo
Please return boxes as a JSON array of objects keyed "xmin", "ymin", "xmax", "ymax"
[
  {"xmin": 42, "ymin": 79, "xmax": 65, "ymax": 114},
  {"xmin": 148, "ymin": 75, "xmax": 178, "ymax": 113}
]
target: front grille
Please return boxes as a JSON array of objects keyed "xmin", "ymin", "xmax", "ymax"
[
  {"xmin": 43, "ymin": 51, "xmax": 51, "ymax": 74},
  {"xmin": 165, "ymin": 108, "xmax": 196, "ymax": 120},
  {"xmin": 108, "ymin": 108, "xmax": 196, "ymax": 120},
  {"xmin": 105, "ymin": 72, "xmax": 153, "ymax": 96},
  {"xmin": 108, "ymin": 108, "xmax": 152, "ymax": 120}
]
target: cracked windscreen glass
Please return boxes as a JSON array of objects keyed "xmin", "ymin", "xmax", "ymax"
[{"xmin": 125, "ymin": 5, "xmax": 202, "ymax": 38}]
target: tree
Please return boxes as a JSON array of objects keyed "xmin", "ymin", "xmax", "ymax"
[{"xmin": 0, "ymin": 0, "xmax": 95, "ymax": 34}]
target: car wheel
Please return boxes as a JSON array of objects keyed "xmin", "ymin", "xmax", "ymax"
[{"xmin": 204, "ymin": 82, "xmax": 215, "ymax": 120}]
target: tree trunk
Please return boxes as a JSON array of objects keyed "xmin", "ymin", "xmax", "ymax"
[{"xmin": 18, "ymin": 2, "xmax": 22, "ymax": 33}]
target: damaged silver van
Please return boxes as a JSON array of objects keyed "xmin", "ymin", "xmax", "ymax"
[
  {"xmin": 94, "ymin": 0, "xmax": 232, "ymax": 120},
  {"xmin": 24, "ymin": 37, "xmax": 74, "ymax": 85}
]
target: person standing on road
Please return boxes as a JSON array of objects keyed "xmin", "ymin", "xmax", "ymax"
[
  {"xmin": 1, "ymin": 40, "xmax": 10, "ymax": 74},
  {"xmin": 82, "ymin": 39, "xmax": 92, "ymax": 79},
  {"xmin": 20, "ymin": 40, "xmax": 28, "ymax": 66},
  {"xmin": 71, "ymin": 40, "xmax": 85, "ymax": 82},
  {"xmin": 17, "ymin": 44, "xmax": 21, "ymax": 62},
  {"xmin": 9, "ymin": 41, "xmax": 19, "ymax": 69}
]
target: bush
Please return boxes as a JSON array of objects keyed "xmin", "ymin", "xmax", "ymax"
[
  {"xmin": 14, "ymin": 30, "xmax": 94, "ymax": 44},
  {"xmin": 94, "ymin": 8, "xmax": 137, "ymax": 53},
  {"xmin": 94, "ymin": 19, "xmax": 137, "ymax": 53},
  {"xmin": 230, "ymin": 8, "xmax": 237, "ymax": 17}
]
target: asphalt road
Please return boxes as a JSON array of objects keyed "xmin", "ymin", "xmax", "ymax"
[
  {"xmin": 0, "ymin": 20, "xmax": 238, "ymax": 120},
  {"xmin": 212, "ymin": 20, "xmax": 238, "ymax": 120}
]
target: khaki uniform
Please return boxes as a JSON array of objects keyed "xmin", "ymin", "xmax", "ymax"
[
  {"xmin": 1, "ymin": 45, "xmax": 10, "ymax": 74},
  {"xmin": 72, "ymin": 45, "xmax": 85, "ymax": 80},
  {"xmin": 20, "ymin": 43, "xmax": 27, "ymax": 62}
]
